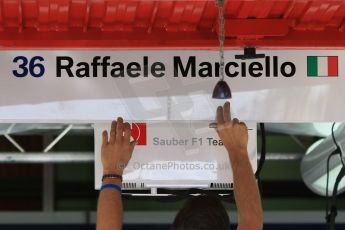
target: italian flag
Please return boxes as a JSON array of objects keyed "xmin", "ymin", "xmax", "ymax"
[{"xmin": 307, "ymin": 56, "xmax": 338, "ymax": 77}]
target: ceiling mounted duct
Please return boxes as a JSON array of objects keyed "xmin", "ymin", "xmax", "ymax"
[{"xmin": 301, "ymin": 123, "xmax": 345, "ymax": 196}]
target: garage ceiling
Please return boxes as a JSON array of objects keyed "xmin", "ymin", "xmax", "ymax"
[{"xmin": 1, "ymin": 0, "xmax": 345, "ymax": 48}]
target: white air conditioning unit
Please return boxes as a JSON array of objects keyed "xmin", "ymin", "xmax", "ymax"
[{"xmin": 94, "ymin": 121, "xmax": 257, "ymax": 194}]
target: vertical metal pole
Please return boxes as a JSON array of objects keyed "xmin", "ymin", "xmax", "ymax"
[
  {"xmin": 42, "ymin": 125, "xmax": 73, "ymax": 211},
  {"xmin": 42, "ymin": 135, "xmax": 55, "ymax": 212},
  {"xmin": 43, "ymin": 164, "xmax": 54, "ymax": 211}
]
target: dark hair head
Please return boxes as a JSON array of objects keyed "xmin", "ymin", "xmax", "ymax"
[{"xmin": 171, "ymin": 195, "xmax": 230, "ymax": 230}]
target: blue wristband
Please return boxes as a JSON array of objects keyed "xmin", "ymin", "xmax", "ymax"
[{"xmin": 101, "ymin": 183, "xmax": 122, "ymax": 193}]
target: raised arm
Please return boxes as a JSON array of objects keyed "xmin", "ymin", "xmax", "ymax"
[
  {"xmin": 97, "ymin": 117, "xmax": 135, "ymax": 230},
  {"xmin": 215, "ymin": 102, "xmax": 263, "ymax": 230}
]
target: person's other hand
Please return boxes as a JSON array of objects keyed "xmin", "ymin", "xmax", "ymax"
[
  {"xmin": 215, "ymin": 102, "xmax": 248, "ymax": 155},
  {"xmin": 101, "ymin": 117, "xmax": 136, "ymax": 175}
]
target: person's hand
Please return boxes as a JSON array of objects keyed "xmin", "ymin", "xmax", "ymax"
[
  {"xmin": 101, "ymin": 117, "xmax": 136, "ymax": 176},
  {"xmin": 214, "ymin": 102, "xmax": 248, "ymax": 155}
]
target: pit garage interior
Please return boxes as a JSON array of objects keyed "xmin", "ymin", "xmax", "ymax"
[
  {"xmin": 1, "ymin": 123, "xmax": 345, "ymax": 230},
  {"xmin": 1, "ymin": 0, "xmax": 345, "ymax": 230}
]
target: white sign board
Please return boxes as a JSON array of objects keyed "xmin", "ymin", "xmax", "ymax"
[
  {"xmin": 94, "ymin": 121, "xmax": 257, "ymax": 190},
  {"xmin": 0, "ymin": 50, "xmax": 344, "ymax": 122}
]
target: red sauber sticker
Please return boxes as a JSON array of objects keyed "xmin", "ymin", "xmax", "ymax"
[{"xmin": 131, "ymin": 123, "xmax": 147, "ymax": 145}]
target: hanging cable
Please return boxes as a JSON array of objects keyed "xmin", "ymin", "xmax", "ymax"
[
  {"xmin": 255, "ymin": 123, "xmax": 266, "ymax": 195},
  {"xmin": 212, "ymin": 0, "xmax": 232, "ymax": 99},
  {"xmin": 216, "ymin": 0, "xmax": 225, "ymax": 82},
  {"xmin": 331, "ymin": 122, "xmax": 345, "ymax": 166},
  {"xmin": 327, "ymin": 166, "xmax": 345, "ymax": 230},
  {"xmin": 325, "ymin": 122, "xmax": 345, "ymax": 229},
  {"xmin": 256, "ymin": 123, "xmax": 266, "ymax": 178},
  {"xmin": 326, "ymin": 123, "xmax": 340, "ymax": 220},
  {"xmin": 325, "ymin": 151, "xmax": 339, "ymax": 224}
]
